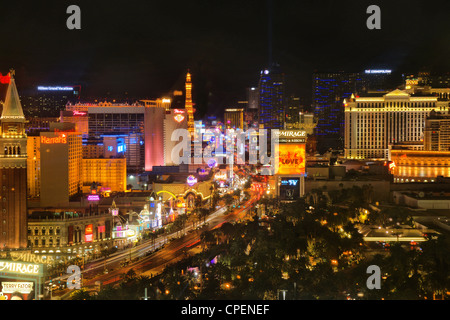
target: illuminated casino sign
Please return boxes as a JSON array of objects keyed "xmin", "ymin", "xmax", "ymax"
[
  {"xmin": 174, "ymin": 114, "xmax": 185, "ymax": 123},
  {"xmin": 87, "ymin": 194, "xmax": 100, "ymax": 201},
  {"xmin": 274, "ymin": 130, "xmax": 307, "ymax": 143},
  {"xmin": 276, "ymin": 144, "xmax": 306, "ymax": 175},
  {"xmin": 187, "ymin": 175, "xmax": 197, "ymax": 186},
  {"xmin": 41, "ymin": 134, "xmax": 67, "ymax": 144},
  {"xmin": 1, "ymin": 282, "xmax": 33, "ymax": 294},
  {"xmin": 72, "ymin": 110, "xmax": 87, "ymax": 116},
  {"xmin": 85, "ymin": 224, "xmax": 93, "ymax": 242},
  {"xmin": 0, "ymin": 260, "xmax": 43, "ymax": 275}
]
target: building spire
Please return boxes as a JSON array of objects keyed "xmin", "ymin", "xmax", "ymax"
[
  {"xmin": 1, "ymin": 70, "xmax": 25, "ymax": 122},
  {"xmin": 185, "ymin": 70, "xmax": 194, "ymax": 134}
]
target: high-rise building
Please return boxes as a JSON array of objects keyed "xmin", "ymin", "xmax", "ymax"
[
  {"xmin": 247, "ymin": 87, "xmax": 259, "ymax": 111},
  {"xmin": 40, "ymin": 123, "xmax": 82, "ymax": 207},
  {"xmin": 424, "ymin": 111, "xmax": 450, "ymax": 151},
  {"xmin": 284, "ymin": 95, "xmax": 301, "ymax": 128},
  {"xmin": 60, "ymin": 109, "xmax": 89, "ymax": 137},
  {"xmin": 0, "ymin": 72, "xmax": 28, "ymax": 249},
  {"xmin": 361, "ymin": 69, "xmax": 394, "ymax": 93},
  {"xmin": 142, "ymin": 99, "xmax": 170, "ymax": 171},
  {"xmin": 164, "ymin": 108, "xmax": 188, "ymax": 166},
  {"xmin": 313, "ymin": 72, "xmax": 364, "ymax": 151},
  {"xmin": 344, "ymin": 89, "xmax": 448, "ymax": 160},
  {"xmin": 258, "ymin": 65, "xmax": 285, "ymax": 129},
  {"xmin": 66, "ymin": 102, "xmax": 145, "ymax": 172},
  {"xmin": 82, "ymin": 158, "xmax": 127, "ymax": 193},
  {"xmin": 224, "ymin": 108, "xmax": 244, "ymax": 130},
  {"xmin": 20, "ymin": 85, "xmax": 80, "ymax": 117}
]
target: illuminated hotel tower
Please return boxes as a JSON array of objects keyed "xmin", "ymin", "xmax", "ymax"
[
  {"xmin": 344, "ymin": 89, "xmax": 448, "ymax": 160},
  {"xmin": 0, "ymin": 71, "xmax": 28, "ymax": 249},
  {"xmin": 185, "ymin": 71, "xmax": 194, "ymax": 134}
]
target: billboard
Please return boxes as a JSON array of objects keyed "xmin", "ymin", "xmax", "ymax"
[
  {"xmin": 279, "ymin": 178, "xmax": 300, "ymax": 200},
  {"xmin": 276, "ymin": 143, "xmax": 306, "ymax": 175},
  {"xmin": 1, "ymin": 282, "xmax": 34, "ymax": 300}
]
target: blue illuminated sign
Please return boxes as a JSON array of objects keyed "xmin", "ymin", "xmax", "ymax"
[{"xmin": 281, "ymin": 179, "xmax": 299, "ymax": 186}]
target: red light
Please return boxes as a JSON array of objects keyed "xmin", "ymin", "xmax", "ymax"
[{"xmin": 0, "ymin": 72, "xmax": 11, "ymax": 84}]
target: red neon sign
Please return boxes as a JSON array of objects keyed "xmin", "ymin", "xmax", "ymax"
[
  {"xmin": 0, "ymin": 72, "xmax": 11, "ymax": 84},
  {"xmin": 174, "ymin": 109, "xmax": 185, "ymax": 114},
  {"xmin": 72, "ymin": 110, "xmax": 86, "ymax": 116}
]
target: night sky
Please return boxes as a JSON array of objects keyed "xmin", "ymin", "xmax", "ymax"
[{"xmin": 1, "ymin": 0, "xmax": 450, "ymax": 117}]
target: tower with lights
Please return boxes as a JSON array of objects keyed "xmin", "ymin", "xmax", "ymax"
[
  {"xmin": 185, "ymin": 71, "xmax": 194, "ymax": 134},
  {"xmin": 0, "ymin": 70, "xmax": 28, "ymax": 249}
]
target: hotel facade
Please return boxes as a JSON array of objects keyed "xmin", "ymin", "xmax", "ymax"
[{"xmin": 344, "ymin": 89, "xmax": 448, "ymax": 160}]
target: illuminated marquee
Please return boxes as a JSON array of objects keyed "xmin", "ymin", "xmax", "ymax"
[
  {"xmin": 72, "ymin": 110, "xmax": 87, "ymax": 116},
  {"xmin": 41, "ymin": 134, "xmax": 67, "ymax": 144},
  {"xmin": 0, "ymin": 260, "xmax": 42, "ymax": 275},
  {"xmin": 276, "ymin": 144, "xmax": 306, "ymax": 175},
  {"xmin": 1, "ymin": 282, "xmax": 33, "ymax": 294}
]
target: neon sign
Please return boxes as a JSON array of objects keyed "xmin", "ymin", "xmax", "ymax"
[
  {"xmin": 72, "ymin": 110, "xmax": 86, "ymax": 116},
  {"xmin": 174, "ymin": 114, "xmax": 185, "ymax": 123},
  {"xmin": 37, "ymin": 86, "xmax": 74, "ymax": 91},
  {"xmin": 281, "ymin": 179, "xmax": 299, "ymax": 186},
  {"xmin": 364, "ymin": 69, "xmax": 392, "ymax": 74},
  {"xmin": 0, "ymin": 261, "xmax": 42, "ymax": 275},
  {"xmin": 41, "ymin": 134, "xmax": 67, "ymax": 144},
  {"xmin": 87, "ymin": 194, "xmax": 100, "ymax": 201},
  {"xmin": 187, "ymin": 175, "xmax": 197, "ymax": 186}
]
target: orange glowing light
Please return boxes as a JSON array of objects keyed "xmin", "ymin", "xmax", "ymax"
[
  {"xmin": 40, "ymin": 135, "xmax": 67, "ymax": 144},
  {"xmin": 174, "ymin": 114, "xmax": 185, "ymax": 123},
  {"xmin": 276, "ymin": 144, "xmax": 306, "ymax": 175}
]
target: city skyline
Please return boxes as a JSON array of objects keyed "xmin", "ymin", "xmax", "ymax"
[
  {"xmin": 1, "ymin": 0, "xmax": 450, "ymax": 305},
  {"xmin": 1, "ymin": 1, "xmax": 450, "ymax": 116}
]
